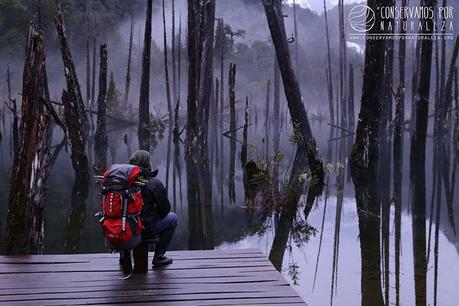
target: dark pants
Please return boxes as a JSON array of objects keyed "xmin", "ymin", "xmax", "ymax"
[{"xmin": 152, "ymin": 212, "xmax": 178, "ymax": 258}]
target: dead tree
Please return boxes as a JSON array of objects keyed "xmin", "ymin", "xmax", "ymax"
[
  {"xmin": 241, "ymin": 96, "xmax": 249, "ymax": 186},
  {"xmin": 91, "ymin": 18, "xmax": 97, "ymax": 108},
  {"xmin": 228, "ymin": 63, "xmax": 236, "ymax": 203},
  {"xmin": 338, "ymin": 0, "xmax": 347, "ymax": 130},
  {"xmin": 265, "ymin": 79, "xmax": 271, "ymax": 157},
  {"xmin": 323, "ymin": 0, "xmax": 334, "ymax": 124},
  {"xmin": 293, "ymin": 0, "xmax": 299, "ymax": 78},
  {"xmin": 124, "ymin": 18, "xmax": 134, "ymax": 105},
  {"xmin": 85, "ymin": 13, "xmax": 91, "ymax": 106},
  {"xmin": 3, "ymin": 21, "xmax": 51, "ymax": 255},
  {"xmin": 94, "ymin": 44, "xmax": 108, "ymax": 172},
  {"xmin": 178, "ymin": 14, "xmax": 182, "ymax": 102},
  {"xmin": 163, "ymin": 0, "xmax": 173, "ymax": 190},
  {"xmin": 409, "ymin": 1, "xmax": 435, "ymax": 305},
  {"xmin": 171, "ymin": 0, "xmax": 177, "ymax": 106},
  {"xmin": 273, "ymin": 58, "xmax": 281, "ymax": 154},
  {"xmin": 185, "ymin": 0, "xmax": 215, "ymax": 246},
  {"xmin": 393, "ymin": 2, "xmax": 407, "ymax": 302},
  {"xmin": 55, "ymin": 2, "xmax": 89, "ymax": 181},
  {"xmin": 55, "ymin": 1, "xmax": 89, "ymax": 133},
  {"xmin": 347, "ymin": 64, "xmax": 354, "ymax": 131},
  {"xmin": 138, "ymin": 0, "xmax": 153, "ymax": 151},
  {"xmin": 262, "ymin": 0, "xmax": 324, "ymax": 193},
  {"xmin": 162, "ymin": 0, "xmax": 173, "ymax": 125},
  {"xmin": 5, "ymin": 65, "xmax": 18, "ymax": 153}
]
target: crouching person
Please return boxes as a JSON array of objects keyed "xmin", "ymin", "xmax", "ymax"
[{"xmin": 129, "ymin": 150, "xmax": 178, "ymax": 267}]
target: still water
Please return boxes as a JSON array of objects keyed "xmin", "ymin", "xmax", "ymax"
[{"xmin": 0, "ymin": 114, "xmax": 457, "ymax": 306}]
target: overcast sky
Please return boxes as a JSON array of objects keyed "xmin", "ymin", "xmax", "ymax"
[{"xmin": 286, "ymin": 0, "xmax": 361, "ymax": 14}]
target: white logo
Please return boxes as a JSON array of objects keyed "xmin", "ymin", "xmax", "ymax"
[{"xmin": 349, "ymin": 5, "xmax": 375, "ymax": 33}]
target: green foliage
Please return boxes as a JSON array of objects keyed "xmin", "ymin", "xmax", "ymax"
[
  {"xmin": 0, "ymin": 0, "xmax": 29, "ymax": 57},
  {"xmin": 0, "ymin": 0, "xmax": 143, "ymax": 58},
  {"xmin": 144, "ymin": 116, "xmax": 165, "ymax": 149}
]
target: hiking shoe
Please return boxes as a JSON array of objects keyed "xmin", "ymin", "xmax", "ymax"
[{"xmin": 152, "ymin": 256, "xmax": 173, "ymax": 267}]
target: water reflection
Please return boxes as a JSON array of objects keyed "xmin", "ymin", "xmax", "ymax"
[{"xmin": 0, "ymin": 119, "xmax": 458, "ymax": 306}]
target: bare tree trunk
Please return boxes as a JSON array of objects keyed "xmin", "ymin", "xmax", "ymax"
[
  {"xmin": 265, "ymin": 79, "xmax": 271, "ymax": 158},
  {"xmin": 273, "ymin": 58, "xmax": 281, "ymax": 154},
  {"xmin": 124, "ymin": 18, "xmax": 134, "ymax": 106},
  {"xmin": 163, "ymin": 0, "xmax": 173, "ymax": 190},
  {"xmin": 91, "ymin": 19, "xmax": 96, "ymax": 109},
  {"xmin": 347, "ymin": 64, "xmax": 354, "ymax": 131},
  {"xmin": 55, "ymin": 1, "xmax": 89, "ymax": 134},
  {"xmin": 94, "ymin": 44, "xmax": 108, "ymax": 173},
  {"xmin": 293, "ymin": 0, "xmax": 299, "ymax": 79},
  {"xmin": 86, "ymin": 13, "xmax": 91, "ymax": 107},
  {"xmin": 228, "ymin": 63, "xmax": 236, "ymax": 203},
  {"xmin": 393, "ymin": 3, "xmax": 406, "ymax": 305},
  {"xmin": 410, "ymin": 1, "xmax": 434, "ymax": 305},
  {"xmin": 262, "ymin": 0, "xmax": 324, "ymax": 193},
  {"xmin": 3, "ymin": 20, "xmax": 51, "ymax": 255},
  {"xmin": 338, "ymin": 0, "xmax": 347, "ymax": 130},
  {"xmin": 55, "ymin": 2, "xmax": 89, "ymax": 181},
  {"xmin": 178, "ymin": 14, "xmax": 182, "ymax": 104},
  {"xmin": 171, "ymin": 0, "xmax": 177, "ymax": 107},
  {"xmin": 349, "ymin": 1, "xmax": 386, "ymax": 301},
  {"xmin": 323, "ymin": 0, "xmax": 334, "ymax": 125},
  {"xmin": 5, "ymin": 65, "xmax": 18, "ymax": 153},
  {"xmin": 241, "ymin": 96, "xmax": 249, "ymax": 183},
  {"xmin": 138, "ymin": 0, "xmax": 153, "ymax": 151}
]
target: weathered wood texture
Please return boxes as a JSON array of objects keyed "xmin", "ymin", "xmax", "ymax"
[{"xmin": 0, "ymin": 249, "xmax": 305, "ymax": 305}]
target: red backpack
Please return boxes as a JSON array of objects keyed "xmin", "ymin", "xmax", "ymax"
[{"xmin": 97, "ymin": 164, "xmax": 144, "ymax": 249}]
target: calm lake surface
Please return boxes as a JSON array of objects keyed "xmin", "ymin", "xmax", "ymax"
[{"xmin": 0, "ymin": 113, "xmax": 457, "ymax": 306}]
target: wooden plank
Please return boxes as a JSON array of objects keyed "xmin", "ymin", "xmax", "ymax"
[
  {"xmin": 0, "ymin": 279, "xmax": 289, "ymax": 295},
  {"xmin": 0, "ymin": 249, "xmax": 305, "ymax": 305},
  {"xmin": 0, "ymin": 283, "xmax": 295, "ymax": 301},
  {"xmin": 5, "ymin": 297, "xmax": 306, "ymax": 306},
  {"xmin": 0, "ymin": 267, "xmax": 280, "ymax": 284},
  {"xmin": 0, "ymin": 290, "xmax": 301, "ymax": 304},
  {"xmin": 0, "ymin": 249, "xmax": 263, "ymax": 262},
  {"xmin": 0, "ymin": 260, "xmax": 273, "ymax": 274}
]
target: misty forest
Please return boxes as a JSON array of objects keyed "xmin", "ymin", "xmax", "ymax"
[{"xmin": 0, "ymin": 0, "xmax": 458, "ymax": 305}]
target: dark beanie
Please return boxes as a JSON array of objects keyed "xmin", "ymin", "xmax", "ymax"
[{"xmin": 129, "ymin": 150, "xmax": 151, "ymax": 169}]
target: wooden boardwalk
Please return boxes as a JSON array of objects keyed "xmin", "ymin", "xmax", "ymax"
[{"xmin": 0, "ymin": 248, "xmax": 306, "ymax": 305}]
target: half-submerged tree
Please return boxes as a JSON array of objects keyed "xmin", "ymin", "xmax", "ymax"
[
  {"xmin": 55, "ymin": 1, "xmax": 89, "ymax": 181},
  {"xmin": 350, "ymin": 0, "xmax": 386, "ymax": 305},
  {"xmin": 138, "ymin": 0, "xmax": 153, "ymax": 151},
  {"xmin": 94, "ymin": 44, "xmax": 108, "ymax": 172},
  {"xmin": 3, "ymin": 19, "xmax": 52, "ymax": 255},
  {"xmin": 409, "ymin": 1, "xmax": 435, "ymax": 305},
  {"xmin": 185, "ymin": 0, "xmax": 215, "ymax": 248},
  {"xmin": 262, "ymin": 0, "xmax": 324, "ymax": 194}
]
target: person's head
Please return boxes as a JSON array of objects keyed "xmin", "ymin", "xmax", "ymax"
[{"xmin": 129, "ymin": 150, "xmax": 152, "ymax": 171}]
